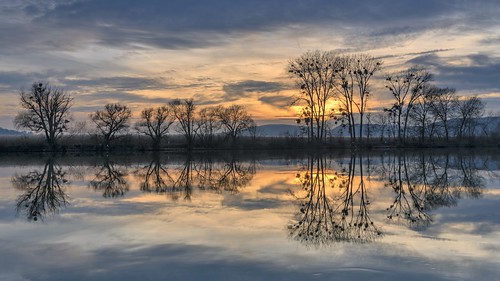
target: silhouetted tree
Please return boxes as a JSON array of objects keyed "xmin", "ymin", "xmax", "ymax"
[
  {"xmin": 334, "ymin": 54, "xmax": 382, "ymax": 144},
  {"xmin": 170, "ymin": 99, "xmax": 196, "ymax": 149},
  {"xmin": 288, "ymin": 51, "xmax": 340, "ymax": 142},
  {"xmin": 194, "ymin": 106, "xmax": 220, "ymax": 147},
  {"xmin": 14, "ymin": 82, "xmax": 72, "ymax": 150},
  {"xmin": 12, "ymin": 157, "xmax": 69, "ymax": 221},
  {"xmin": 90, "ymin": 103, "xmax": 132, "ymax": 149},
  {"xmin": 385, "ymin": 66, "xmax": 432, "ymax": 143},
  {"xmin": 135, "ymin": 106, "xmax": 175, "ymax": 150},
  {"xmin": 409, "ymin": 85, "xmax": 437, "ymax": 142},
  {"xmin": 456, "ymin": 96, "xmax": 484, "ymax": 139},
  {"xmin": 429, "ymin": 87, "xmax": 458, "ymax": 140},
  {"xmin": 215, "ymin": 105, "xmax": 255, "ymax": 145}
]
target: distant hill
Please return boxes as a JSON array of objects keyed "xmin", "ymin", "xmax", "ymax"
[
  {"xmin": 0, "ymin": 127, "xmax": 27, "ymax": 135},
  {"xmin": 254, "ymin": 124, "xmax": 301, "ymax": 137},
  {"xmin": 257, "ymin": 116, "xmax": 500, "ymax": 138}
]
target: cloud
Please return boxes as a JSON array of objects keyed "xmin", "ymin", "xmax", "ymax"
[
  {"xmin": 258, "ymin": 95, "xmax": 293, "ymax": 108},
  {"xmin": 407, "ymin": 53, "xmax": 500, "ymax": 92},
  {"xmin": 68, "ymin": 76, "xmax": 167, "ymax": 91},
  {"xmin": 0, "ymin": 70, "xmax": 73, "ymax": 91},
  {"xmin": 222, "ymin": 80, "xmax": 287, "ymax": 101},
  {"xmin": 76, "ymin": 91, "xmax": 173, "ymax": 105},
  {"xmin": 1, "ymin": 0, "xmax": 497, "ymax": 53}
]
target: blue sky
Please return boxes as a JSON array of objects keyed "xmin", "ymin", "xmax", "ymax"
[{"xmin": 1, "ymin": 0, "xmax": 499, "ymax": 129}]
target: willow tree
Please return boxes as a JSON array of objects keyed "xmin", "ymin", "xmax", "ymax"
[
  {"xmin": 288, "ymin": 50, "xmax": 339, "ymax": 142},
  {"xmin": 14, "ymin": 82, "xmax": 72, "ymax": 150},
  {"xmin": 385, "ymin": 66, "xmax": 432, "ymax": 143}
]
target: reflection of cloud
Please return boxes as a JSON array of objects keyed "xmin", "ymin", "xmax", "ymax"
[{"xmin": 222, "ymin": 197, "xmax": 286, "ymax": 210}]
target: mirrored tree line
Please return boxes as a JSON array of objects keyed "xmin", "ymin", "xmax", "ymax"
[
  {"xmin": 11, "ymin": 152, "xmax": 488, "ymax": 235},
  {"xmin": 377, "ymin": 151, "xmax": 485, "ymax": 229},
  {"xmin": 288, "ymin": 154, "xmax": 380, "ymax": 246},
  {"xmin": 288, "ymin": 152, "xmax": 487, "ymax": 246},
  {"xmin": 11, "ymin": 155, "xmax": 256, "ymax": 220},
  {"xmin": 136, "ymin": 154, "xmax": 256, "ymax": 201}
]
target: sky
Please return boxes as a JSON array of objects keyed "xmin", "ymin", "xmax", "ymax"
[{"xmin": 1, "ymin": 0, "xmax": 500, "ymax": 129}]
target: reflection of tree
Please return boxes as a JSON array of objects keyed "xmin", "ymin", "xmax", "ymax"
[
  {"xmin": 211, "ymin": 157, "xmax": 255, "ymax": 192},
  {"xmin": 12, "ymin": 157, "xmax": 69, "ymax": 221},
  {"xmin": 136, "ymin": 156, "xmax": 174, "ymax": 193},
  {"xmin": 136, "ymin": 156, "xmax": 196, "ymax": 201},
  {"xmin": 89, "ymin": 158, "xmax": 129, "ymax": 198},
  {"xmin": 171, "ymin": 157, "xmax": 195, "ymax": 201},
  {"xmin": 382, "ymin": 152, "xmax": 485, "ymax": 229},
  {"xmin": 135, "ymin": 154, "xmax": 256, "ymax": 200},
  {"xmin": 288, "ymin": 154, "xmax": 381, "ymax": 246}
]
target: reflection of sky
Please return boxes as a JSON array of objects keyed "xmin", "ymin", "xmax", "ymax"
[{"xmin": 0, "ymin": 156, "xmax": 499, "ymax": 280}]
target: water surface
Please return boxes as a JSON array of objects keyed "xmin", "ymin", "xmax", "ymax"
[{"xmin": 1, "ymin": 151, "xmax": 499, "ymax": 280}]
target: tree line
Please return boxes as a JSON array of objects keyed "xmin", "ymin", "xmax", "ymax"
[
  {"xmin": 14, "ymin": 82, "xmax": 255, "ymax": 151},
  {"xmin": 288, "ymin": 50, "xmax": 490, "ymax": 146},
  {"xmin": 13, "ymin": 50, "xmax": 496, "ymax": 151}
]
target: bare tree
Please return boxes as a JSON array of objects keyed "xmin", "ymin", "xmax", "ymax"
[
  {"xmin": 170, "ymin": 99, "xmax": 196, "ymax": 149},
  {"xmin": 194, "ymin": 106, "xmax": 220, "ymax": 147},
  {"xmin": 333, "ymin": 54, "xmax": 382, "ymax": 144},
  {"xmin": 288, "ymin": 50, "xmax": 339, "ymax": 142},
  {"xmin": 90, "ymin": 103, "xmax": 132, "ymax": 148},
  {"xmin": 385, "ymin": 66, "xmax": 432, "ymax": 143},
  {"xmin": 409, "ymin": 88, "xmax": 436, "ymax": 142},
  {"xmin": 14, "ymin": 82, "xmax": 72, "ymax": 150},
  {"xmin": 215, "ymin": 104, "xmax": 255, "ymax": 145},
  {"xmin": 456, "ymin": 96, "xmax": 484, "ymax": 139},
  {"xmin": 429, "ymin": 87, "xmax": 458, "ymax": 141},
  {"xmin": 135, "ymin": 106, "xmax": 175, "ymax": 150}
]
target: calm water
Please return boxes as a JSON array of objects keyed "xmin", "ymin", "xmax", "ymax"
[{"xmin": 0, "ymin": 151, "xmax": 499, "ymax": 281}]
